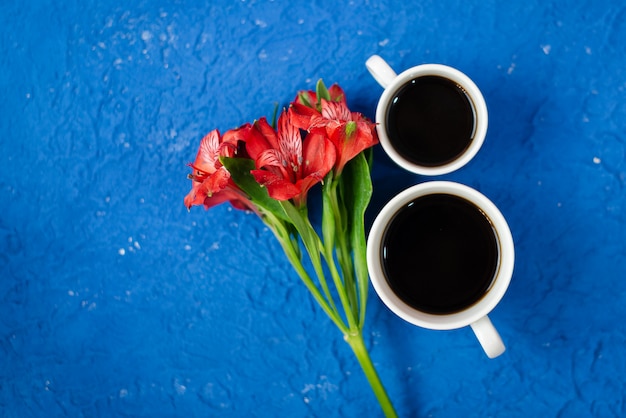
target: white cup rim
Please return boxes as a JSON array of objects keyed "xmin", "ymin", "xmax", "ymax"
[
  {"xmin": 375, "ymin": 64, "xmax": 488, "ymax": 176},
  {"xmin": 366, "ymin": 181, "xmax": 514, "ymax": 330}
]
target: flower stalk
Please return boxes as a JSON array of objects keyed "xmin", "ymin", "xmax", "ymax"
[
  {"xmin": 346, "ymin": 331, "xmax": 398, "ymax": 418},
  {"xmin": 185, "ymin": 80, "xmax": 398, "ymax": 417}
]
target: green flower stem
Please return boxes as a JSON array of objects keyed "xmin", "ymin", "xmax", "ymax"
[
  {"xmin": 338, "ymin": 151, "xmax": 373, "ymax": 328},
  {"xmin": 280, "ymin": 202, "xmax": 341, "ymax": 318},
  {"xmin": 265, "ymin": 211, "xmax": 398, "ymax": 417},
  {"xmin": 302, "ymin": 215, "xmax": 342, "ymax": 318},
  {"xmin": 345, "ymin": 330, "xmax": 398, "ymax": 418},
  {"xmin": 320, "ymin": 179, "xmax": 359, "ymax": 330},
  {"xmin": 267, "ymin": 210, "xmax": 398, "ymax": 417},
  {"xmin": 322, "ymin": 240, "xmax": 358, "ymax": 331},
  {"xmin": 221, "ymin": 144, "xmax": 395, "ymax": 414},
  {"xmin": 330, "ymin": 178, "xmax": 359, "ymax": 320},
  {"xmin": 322, "ymin": 178, "xmax": 357, "ymax": 312},
  {"xmin": 264, "ymin": 212, "xmax": 347, "ymax": 334}
]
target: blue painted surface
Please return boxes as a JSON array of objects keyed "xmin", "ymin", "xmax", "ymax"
[{"xmin": 1, "ymin": 0, "xmax": 625, "ymax": 416}]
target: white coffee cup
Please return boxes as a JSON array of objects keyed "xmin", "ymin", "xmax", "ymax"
[
  {"xmin": 366, "ymin": 55, "xmax": 488, "ymax": 176},
  {"xmin": 366, "ymin": 181, "xmax": 514, "ymax": 358}
]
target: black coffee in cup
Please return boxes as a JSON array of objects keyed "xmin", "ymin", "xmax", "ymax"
[
  {"xmin": 385, "ymin": 76, "xmax": 475, "ymax": 167},
  {"xmin": 381, "ymin": 193, "xmax": 498, "ymax": 314}
]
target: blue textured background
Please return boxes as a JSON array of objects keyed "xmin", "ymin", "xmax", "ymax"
[{"xmin": 1, "ymin": 0, "xmax": 625, "ymax": 416}]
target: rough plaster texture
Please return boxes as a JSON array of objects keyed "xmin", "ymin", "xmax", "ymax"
[{"xmin": 1, "ymin": 0, "xmax": 626, "ymax": 416}]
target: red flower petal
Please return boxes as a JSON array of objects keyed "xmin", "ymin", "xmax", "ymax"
[
  {"xmin": 185, "ymin": 129, "xmax": 255, "ymax": 212},
  {"xmin": 251, "ymin": 169, "xmax": 300, "ymax": 201},
  {"xmin": 302, "ymin": 131, "xmax": 336, "ymax": 179},
  {"xmin": 327, "ymin": 84, "xmax": 346, "ymax": 103},
  {"xmin": 330, "ymin": 119, "xmax": 377, "ymax": 174},
  {"xmin": 321, "ymin": 99, "xmax": 352, "ymax": 122},
  {"xmin": 222, "ymin": 123, "xmax": 253, "ymax": 158},
  {"xmin": 290, "ymin": 102, "xmax": 320, "ymax": 131},
  {"xmin": 245, "ymin": 117, "xmax": 280, "ymax": 161},
  {"xmin": 193, "ymin": 130, "xmax": 221, "ymax": 173}
]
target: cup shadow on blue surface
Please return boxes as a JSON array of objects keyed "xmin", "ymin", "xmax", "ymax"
[{"xmin": 481, "ymin": 79, "xmax": 595, "ymax": 353}]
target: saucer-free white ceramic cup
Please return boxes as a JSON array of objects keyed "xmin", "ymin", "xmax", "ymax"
[
  {"xmin": 366, "ymin": 55, "xmax": 488, "ymax": 176},
  {"xmin": 367, "ymin": 181, "xmax": 514, "ymax": 358}
]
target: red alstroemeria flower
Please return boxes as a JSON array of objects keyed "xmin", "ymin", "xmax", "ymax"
[
  {"xmin": 184, "ymin": 129, "xmax": 254, "ymax": 211},
  {"xmin": 310, "ymin": 99, "xmax": 378, "ymax": 175},
  {"xmin": 290, "ymin": 84, "xmax": 346, "ymax": 131},
  {"xmin": 246, "ymin": 109, "xmax": 336, "ymax": 207},
  {"xmin": 290, "ymin": 83, "xmax": 378, "ymax": 175}
]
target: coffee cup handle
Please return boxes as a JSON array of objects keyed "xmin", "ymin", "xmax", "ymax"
[
  {"xmin": 470, "ymin": 315, "xmax": 506, "ymax": 358},
  {"xmin": 366, "ymin": 55, "xmax": 397, "ymax": 89}
]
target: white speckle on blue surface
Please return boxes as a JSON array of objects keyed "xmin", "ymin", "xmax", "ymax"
[
  {"xmin": 81, "ymin": 300, "xmax": 97, "ymax": 310},
  {"xmin": 174, "ymin": 380, "xmax": 187, "ymax": 395},
  {"xmin": 118, "ymin": 248, "xmax": 126, "ymax": 256},
  {"xmin": 507, "ymin": 62, "xmax": 516, "ymax": 74},
  {"xmin": 141, "ymin": 31, "xmax": 152, "ymax": 41},
  {"xmin": 378, "ymin": 38, "xmax": 389, "ymax": 46},
  {"xmin": 593, "ymin": 156, "xmax": 601, "ymax": 164},
  {"xmin": 300, "ymin": 376, "xmax": 337, "ymax": 401},
  {"xmin": 541, "ymin": 44, "xmax": 551, "ymax": 54}
]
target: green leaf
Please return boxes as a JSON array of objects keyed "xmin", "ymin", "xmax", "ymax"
[
  {"xmin": 279, "ymin": 200, "xmax": 319, "ymax": 261},
  {"xmin": 339, "ymin": 151, "xmax": 373, "ymax": 326},
  {"xmin": 270, "ymin": 102, "xmax": 280, "ymax": 129},
  {"xmin": 364, "ymin": 146, "xmax": 374, "ymax": 171},
  {"xmin": 298, "ymin": 92, "xmax": 312, "ymax": 108},
  {"xmin": 316, "ymin": 79, "xmax": 331, "ymax": 105},
  {"xmin": 321, "ymin": 172, "xmax": 337, "ymax": 253},
  {"xmin": 220, "ymin": 157, "xmax": 289, "ymax": 222}
]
